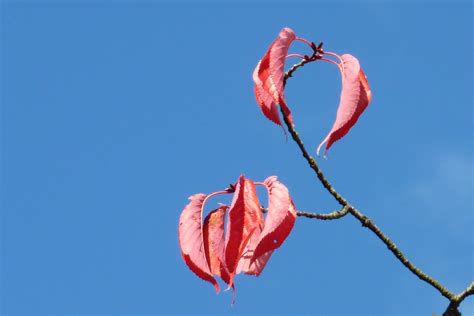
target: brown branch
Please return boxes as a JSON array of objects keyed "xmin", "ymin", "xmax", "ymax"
[
  {"xmin": 443, "ymin": 282, "xmax": 474, "ymax": 316},
  {"xmin": 297, "ymin": 205, "xmax": 350, "ymax": 220},
  {"xmin": 262, "ymin": 205, "xmax": 350, "ymax": 220},
  {"xmin": 283, "ymin": 60, "xmax": 348, "ymax": 207},
  {"xmin": 455, "ymin": 282, "xmax": 474, "ymax": 305},
  {"xmin": 348, "ymin": 206, "xmax": 453, "ymax": 300},
  {"xmin": 282, "ymin": 59, "xmax": 473, "ymax": 314}
]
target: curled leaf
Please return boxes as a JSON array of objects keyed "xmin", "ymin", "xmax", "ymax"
[
  {"xmin": 178, "ymin": 175, "xmax": 297, "ymax": 302},
  {"xmin": 251, "ymin": 176, "xmax": 296, "ymax": 263},
  {"xmin": 236, "ymin": 226, "xmax": 273, "ymax": 276},
  {"xmin": 178, "ymin": 194, "xmax": 219, "ymax": 292},
  {"xmin": 203, "ymin": 205, "xmax": 231, "ymax": 285},
  {"xmin": 253, "ymin": 61, "xmax": 281, "ymax": 125},
  {"xmin": 254, "ymin": 27, "xmax": 296, "ymax": 126},
  {"xmin": 317, "ymin": 54, "xmax": 372, "ymax": 156},
  {"xmin": 225, "ymin": 176, "xmax": 263, "ymax": 286}
]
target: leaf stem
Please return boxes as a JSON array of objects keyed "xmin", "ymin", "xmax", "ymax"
[
  {"xmin": 286, "ymin": 53, "xmax": 306, "ymax": 60},
  {"xmin": 323, "ymin": 51, "xmax": 344, "ymax": 64},
  {"xmin": 320, "ymin": 57, "xmax": 342, "ymax": 72},
  {"xmin": 282, "ymin": 59, "xmax": 473, "ymax": 314},
  {"xmin": 295, "ymin": 37, "xmax": 313, "ymax": 48}
]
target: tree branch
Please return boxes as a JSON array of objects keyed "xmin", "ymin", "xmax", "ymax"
[
  {"xmin": 297, "ymin": 205, "xmax": 350, "ymax": 220},
  {"xmin": 283, "ymin": 60, "xmax": 348, "ymax": 206},
  {"xmin": 282, "ymin": 59, "xmax": 473, "ymax": 314},
  {"xmin": 443, "ymin": 282, "xmax": 474, "ymax": 316},
  {"xmin": 262, "ymin": 205, "xmax": 350, "ymax": 220},
  {"xmin": 347, "ymin": 206, "xmax": 453, "ymax": 300}
]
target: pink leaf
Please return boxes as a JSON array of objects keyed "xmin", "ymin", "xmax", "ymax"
[
  {"xmin": 236, "ymin": 226, "xmax": 273, "ymax": 276},
  {"xmin": 202, "ymin": 205, "xmax": 231, "ymax": 286},
  {"xmin": 317, "ymin": 54, "xmax": 372, "ymax": 156},
  {"xmin": 253, "ymin": 61, "xmax": 281, "ymax": 125},
  {"xmin": 251, "ymin": 176, "xmax": 296, "ymax": 263},
  {"xmin": 178, "ymin": 194, "xmax": 219, "ymax": 292},
  {"xmin": 253, "ymin": 27, "xmax": 296, "ymax": 126},
  {"xmin": 225, "ymin": 176, "xmax": 263, "ymax": 286},
  {"xmin": 178, "ymin": 176, "xmax": 298, "ymax": 302}
]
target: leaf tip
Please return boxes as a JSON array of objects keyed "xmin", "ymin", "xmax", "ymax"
[{"xmin": 316, "ymin": 139, "xmax": 327, "ymax": 157}]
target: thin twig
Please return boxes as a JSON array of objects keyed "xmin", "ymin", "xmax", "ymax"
[
  {"xmin": 282, "ymin": 59, "xmax": 473, "ymax": 313},
  {"xmin": 261, "ymin": 205, "xmax": 350, "ymax": 220},
  {"xmin": 297, "ymin": 205, "xmax": 350, "ymax": 220},
  {"xmin": 283, "ymin": 61, "xmax": 347, "ymax": 206},
  {"xmin": 455, "ymin": 282, "xmax": 474, "ymax": 304},
  {"xmin": 348, "ymin": 207, "xmax": 453, "ymax": 300}
]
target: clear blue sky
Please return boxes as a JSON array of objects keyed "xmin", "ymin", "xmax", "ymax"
[{"xmin": 1, "ymin": 1, "xmax": 472, "ymax": 315}]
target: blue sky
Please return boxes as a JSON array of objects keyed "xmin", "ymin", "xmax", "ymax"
[{"xmin": 1, "ymin": 1, "xmax": 472, "ymax": 315}]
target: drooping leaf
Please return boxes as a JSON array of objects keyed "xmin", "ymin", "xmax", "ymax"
[
  {"xmin": 253, "ymin": 61, "xmax": 281, "ymax": 125},
  {"xmin": 178, "ymin": 194, "xmax": 219, "ymax": 292},
  {"xmin": 202, "ymin": 205, "xmax": 231, "ymax": 286},
  {"xmin": 203, "ymin": 205, "xmax": 238, "ymax": 304},
  {"xmin": 317, "ymin": 54, "xmax": 372, "ymax": 156},
  {"xmin": 236, "ymin": 225, "xmax": 273, "ymax": 276},
  {"xmin": 254, "ymin": 27, "xmax": 296, "ymax": 126},
  {"xmin": 178, "ymin": 176, "xmax": 298, "ymax": 302},
  {"xmin": 251, "ymin": 176, "xmax": 296, "ymax": 263},
  {"xmin": 225, "ymin": 176, "xmax": 263, "ymax": 286}
]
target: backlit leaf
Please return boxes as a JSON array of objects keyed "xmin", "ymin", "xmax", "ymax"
[
  {"xmin": 203, "ymin": 205, "xmax": 231, "ymax": 286},
  {"xmin": 225, "ymin": 176, "xmax": 263, "ymax": 286},
  {"xmin": 236, "ymin": 226, "xmax": 273, "ymax": 276},
  {"xmin": 253, "ymin": 61, "xmax": 281, "ymax": 125},
  {"xmin": 178, "ymin": 194, "xmax": 219, "ymax": 292},
  {"xmin": 254, "ymin": 28, "xmax": 296, "ymax": 126},
  {"xmin": 251, "ymin": 176, "xmax": 296, "ymax": 263},
  {"xmin": 317, "ymin": 54, "xmax": 372, "ymax": 156}
]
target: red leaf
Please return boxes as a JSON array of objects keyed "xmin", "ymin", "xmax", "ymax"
[
  {"xmin": 254, "ymin": 27, "xmax": 296, "ymax": 126},
  {"xmin": 178, "ymin": 194, "xmax": 219, "ymax": 292},
  {"xmin": 251, "ymin": 176, "xmax": 296, "ymax": 263},
  {"xmin": 253, "ymin": 61, "xmax": 281, "ymax": 125},
  {"xmin": 236, "ymin": 226, "xmax": 273, "ymax": 276},
  {"xmin": 178, "ymin": 176, "xmax": 297, "ymax": 302},
  {"xmin": 317, "ymin": 54, "xmax": 372, "ymax": 156},
  {"xmin": 225, "ymin": 176, "xmax": 263, "ymax": 286},
  {"xmin": 202, "ymin": 205, "xmax": 232, "ymax": 286}
]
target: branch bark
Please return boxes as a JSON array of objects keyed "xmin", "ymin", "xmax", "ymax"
[
  {"xmin": 262, "ymin": 205, "xmax": 350, "ymax": 220},
  {"xmin": 282, "ymin": 58, "xmax": 473, "ymax": 314},
  {"xmin": 443, "ymin": 282, "xmax": 474, "ymax": 316}
]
